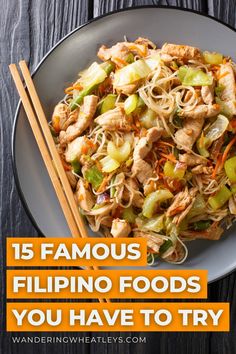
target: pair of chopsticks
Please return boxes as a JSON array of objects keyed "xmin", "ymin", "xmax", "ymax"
[{"xmin": 9, "ymin": 61, "xmax": 109, "ymax": 303}]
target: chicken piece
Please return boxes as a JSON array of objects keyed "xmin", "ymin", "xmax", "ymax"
[
  {"xmin": 64, "ymin": 136, "xmax": 95, "ymax": 163},
  {"xmin": 62, "ymin": 95, "xmax": 98, "ymax": 143},
  {"xmin": 66, "ymin": 171, "xmax": 77, "ymax": 189},
  {"xmin": 229, "ymin": 195, "xmax": 236, "ymax": 215},
  {"xmin": 180, "ymin": 223, "xmax": 223, "ymax": 240},
  {"xmin": 111, "ymin": 218, "xmax": 131, "ymax": 238},
  {"xmin": 133, "ymin": 230, "xmax": 164, "ymax": 253},
  {"xmin": 218, "ymin": 63, "xmax": 236, "ymax": 115},
  {"xmin": 123, "ymin": 177, "xmax": 144, "ymax": 208},
  {"xmin": 61, "ymin": 109, "xmax": 79, "ymax": 131},
  {"xmin": 135, "ymin": 37, "xmax": 156, "ymax": 49},
  {"xmin": 52, "ymin": 103, "xmax": 68, "ymax": 133},
  {"xmin": 161, "ymin": 43, "xmax": 203, "ymax": 62},
  {"xmin": 95, "ymin": 107, "xmax": 131, "ymax": 131},
  {"xmin": 219, "ymin": 63, "xmax": 236, "ymax": 101},
  {"xmin": 191, "ymin": 165, "xmax": 213, "ymax": 175},
  {"xmin": 201, "ymin": 76, "xmax": 215, "ymax": 105},
  {"xmin": 175, "ymin": 117, "xmax": 204, "ymax": 151},
  {"xmin": 98, "ymin": 43, "xmax": 131, "ymax": 66},
  {"xmin": 75, "ymin": 179, "xmax": 95, "ymax": 212},
  {"xmin": 179, "ymin": 153, "xmax": 207, "ymax": 166},
  {"xmin": 115, "ymin": 82, "xmax": 139, "ymax": 95},
  {"xmin": 179, "ymin": 103, "xmax": 220, "ymax": 119},
  {"xmin": 132, "ymin": 127, "xmax": 163, "ymax": 183},
  {"xmin": 166, "ymin": 187, "xmax": 198, "ymax": 225}
]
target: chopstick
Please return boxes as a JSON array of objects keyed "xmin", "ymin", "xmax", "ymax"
[{"xmin": 9, "ymin": 62, "xmax": 109, "ymax": 303}]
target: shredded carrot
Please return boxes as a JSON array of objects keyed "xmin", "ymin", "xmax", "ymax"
[
  {"xmin": 78, "ymin": 195, "xmax": 84, "ymax": 202},
  {"xmin": 199, "ymin": 132, "xmax": 205, "ymax": 149},
  {"xmin": 61, "ymin": 158, "xmax": 71, "ymax": 171},
  {"xmin": 157, "ymin": 141, "xmax": 174, "ymax": 148},
  {"xmin": 159, "ymin": 153, "xmax": 177, "ymax": 162},
  {"xmin": 97, "ymin": 176, "xmax": 109, "ymax": 193},
  {"xmin": 212, "ymin": 154, "xmax": 222, "ymax": 179},
  {"xmin": 81, "ymin": 145, "xmax": 89, "ymax": 154},
  {"xmin": 220, "ymin": 135, "xmax": 236, "ymax": 169},
  {"xmin": 113, "ymin": 57, "xmax": 128, "ymax": 67},
  {"xmin": 64, "ymin": 84, "xmax": 82, "ymax": 94},
  {"xmin": 217, "ymin": 71, "xmax": 229, "ymax": 80}
]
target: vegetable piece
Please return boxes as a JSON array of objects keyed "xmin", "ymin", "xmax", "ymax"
[
  {"xmin": 125, "ymin": 53, "xmax": 134, "ymax": 64},
  {"xmin": 163, "ymin": 161, "xmax": 185, "ymax": 179},
  {"xmin": 113, "ymin": 59, "xmax": 151, "ymax": 86},
  {"xmin": 145, "ymin": 53, "xmax": 161, "ymax": 70},
  {"xmin": 71, "ymin": 159, "xmax": 81, "ymax": 175},
  {"xmin": 203, "ymin": 51, "xmax": 223, "ymax": 65},
  {"xmin": 224, "ymin": 156, "xmax": 236, "ymax": 183},
  {"xmin": 220, "ymin": 135, "xmax": 236, "ymax": 169},
  {"xmin": 70, "ymin": 61, "xmax": 115, "ymax": 111},
  {"xmin": 107, "ymin": 141, "xmax": 131, "ymax": 163},
  {"xmin": 231, "ymin": 185, "xmax": 236, "ymax": 194},
  {"xmin": 139, "ymin": 108, "xmax": 156, "ymax": 128},
  {"xmin": 142, "ymin": 189, "xmax": 173, "ymax": 218},
  {"xmin": 79, "ymin": 62, "xmax": 107, "ymax": 89},
  {"xmin": 84, "ymin": 166, "xmax": 104, "ymax": 190},
  {"xmin": 122, "ymin": 206, "xmax": 137, "ymax": 223},
  {"xmin": 124, "ymin": 94, "xmax": 138, "ymax": 114},
  {"xmin": 215, "ymin": 85, "xmax": 225, "ymax": 98},
  {"xmin": 196, "ymin": 135, "xmax": 210, "ymax": 157},
  {"xmin": 100, "ymin": 94, "xmax": 117, "ymax": 114},
  {"xmin": 192, "ymin": 220, "xmax": 212, "ymax": 231},
  {"xmin": 159, "ymin": 240, "xmax": 173, "ymax": 255},
  {"xmin": 208, "ymin": 185, "xmax": 232, "ymax": 210},
  {"xmin": 96, "ymin": 192, "xmax": 110, "ymax": 205},
  {"xmin": 215, "ymin": 97, "xmax": 233, "ymax": 117},
  {"xmin": 110, "ymin": 175, "xmax": 116, "ymax": 198},
  {"xmin": 205, "ymin": 115, "xmax": 229, "ymax": 144},
  {"xmin": 187, "ymin": 194, "xmax": 206, "ymax": 219},
  {"xmin": 100, "ymin": 156, "xmax": 120, "ymax": 173},
  {"xmin": 143, "ymin": 215, "xmax": 164, "ymax": 232},
  {"xmin": 178, "ymin": 66, "xmax": 213, "ymax": 86}
]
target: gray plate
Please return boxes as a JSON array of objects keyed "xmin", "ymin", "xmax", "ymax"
[{"xmin": 12, "ymin": 7, "xmax": 236, "ymax": 282}]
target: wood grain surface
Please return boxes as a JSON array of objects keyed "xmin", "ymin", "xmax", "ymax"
[{"xmin": 1, "ymin": 0, "xmax": 236, "ymax": 353}]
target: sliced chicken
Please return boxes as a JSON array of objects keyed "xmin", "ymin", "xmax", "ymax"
[
  {"xmin": 218, "ymin": 63, "xmax": 236, "ymax": 115},
  {"xmin": 115, "ymin": 82, "xmax": 139, "ymax": 95},
  {"xmin": 98, "ymin": 42, "xmax": 131, "ymax": 67},
  {"xmin": 179, "ymin": 103, "xmax": 220, "ymax": 119},
  {"xmin": 95, "ymin": 107, "xmax": 131, "ymax": 131},
  {"xmin": 175, "ymin": 117, "xmax": 204, "ymax": 151},
  {"xmin": 191, "ymin": 165, "xmax": 213, "ymax": 175},
  {"xmin": 62, "ymin": 95, "xmax": 98, "ymax": 143},
  {"xmin": 179, "ymin": 153, "xmax": 207, "ymax": 166},
  {"xmin": 61, "ymin": 109, "xmax": 79, "ymax": 131},
  {"xmin": 132, "ymin": 127, "xmax": 163, "ymax": 183},
  {"xmin": 166, "ymin": 187, "xmax": 198, "ymax": 225},
  {"xmin": 134, "ymin": 231, "xmax": 164, "ymax": 253},
  {"xmin": 75, "ymin": 179, "xmax": 95, "ymax": 212},
  {"xmin": 161, "ymin": 43, "xmax": 203, "ymax": 62},
  {"xmin": 123, "ymin": 177, "xmax": 144, "ymax": 208},
  {"xmin": 135, "ymin": 37, "xmax": 156, "ymax": 49},
  {"xmin": 201, "ymin": 76, "xmax": 215, "ymax": 105},
  {"xmin": 52, "ymin": 103, "xmax": 68, "ymax": 132},
  {"xmin": 65, "ymin": 136, "xmax": 95, "ymax": 163},
  {"xmin": 111, "ymin": 218, "xmax": 131, "ymax": 237}
]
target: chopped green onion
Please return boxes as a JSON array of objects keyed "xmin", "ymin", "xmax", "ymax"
[
  {"xmin": 84, "ymin": 166, "xmax": 104, "ymax": 190},
  {"xmin": 178, "ymin": 66, "xmax": 213, "ymax": 86},
  {"xmin": 192, "ymin": 220, "xmax": 212, "ymax": 231},
  {"xmin": 124, "ymin": 94, "xmax": 139, "ymax": 115},
  {"xmin": 208, "ymin": 185, "xmax": 232, "ymax": 210},
  {"xmin": 71, "ymin": 158, "xmax": 81, "ymax": 175},
  {"xmin": 107, "ymin": 141, "xmax": 131, "ymax": 162},
  {"xmin": 224, "ymin": 156, "xmax": 236, "ymax": 183},
  {"xmin": 159, "ymin": 240, "xmax": 173, "ymax": 255},
  {"xmin": 143, "ymin": 215, "xmax": 164, "ymax": 232},
  {"xmin": 100, "ymin": 156, "xmax": 120, "ymax": 173},
  {"xmin": 142, "ymin": 189, "xmax": 173, "ymax": 219},
  {"xmin": 203, "ymin": 51, "xmax": 223, "ymax": 65}
]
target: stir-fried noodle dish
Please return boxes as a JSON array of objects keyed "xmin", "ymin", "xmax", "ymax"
[{"xmin": 50, "ymin": 38, "xmax": 236, "ymax": 264}]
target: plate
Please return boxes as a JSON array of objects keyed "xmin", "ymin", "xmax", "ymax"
[{"xmin": 12, "ymin": 6, "xmax": 236, "ymax": 282}]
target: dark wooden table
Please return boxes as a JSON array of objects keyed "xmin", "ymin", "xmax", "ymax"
[{"xmin": 1, "ymin": 0, "xmax": 236, "ymax": 353}]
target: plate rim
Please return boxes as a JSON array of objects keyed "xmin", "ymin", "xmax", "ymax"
[{"xmin": 11, "ymin": 5, "xmax": 236, "ymax": 283}]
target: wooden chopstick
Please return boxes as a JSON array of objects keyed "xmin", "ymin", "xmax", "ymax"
[{"xmin": 9, "ymin": 63, "xmax": 109, "ymax": 303}]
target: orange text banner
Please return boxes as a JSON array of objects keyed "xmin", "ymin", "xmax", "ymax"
[
  {"xmin": 7, "ymin": 269, "xmax": 207, "ymax": 299},
  {"xmin": 6, "ymin": 237, "xmax": 147, "ymax": 267},
  {"xmin": 7, "ymin": 302, "xmax": 229, "ymax": 332}
]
